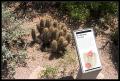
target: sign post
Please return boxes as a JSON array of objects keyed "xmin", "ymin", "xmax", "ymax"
[{"xmin": 73, "ymin": 28, "xmax": 102, "ymax": 79}]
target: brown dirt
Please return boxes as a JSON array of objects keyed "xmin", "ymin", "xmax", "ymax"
[{"xmin": 96, "ymin": 35, "xmax": 118, "ymax": 79}]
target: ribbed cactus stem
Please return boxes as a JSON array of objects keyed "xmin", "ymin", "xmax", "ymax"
[
  {"xmin": 53, "ymin": 21, "xmax": 58, "ymax": 28},
  {"xmin": 58, "ymin": 36, "xmax": 64, "ymax": 45},
  {"xmin": 51, "ymin": 40, "xmax": 58, "ymax": 53},
  {"xmin": 45, "ymin": 19, "xmax": 51, "ymax": 28},
  {"xmin": 63, "ymin": 26, "xmax": 67, "ymax": 36},
  {"xmin": 59, "ymin": 30, "xmax": 64, "ymax": 37},
  {"xmin": 66, "ymin": 33, "xmax": 72, "ymax": 43},
  {"xmin": 61, "ymin": 23, "xmax": 65, "ymax": 29},
  {"xmin": 51, "ymin": 28, "xmax": 58, "ymax": 40},
  {"xmin": 40, "ymin": 19, "xmax": 45, "ymax": 27},
  {"xmin": 41, "ymin": 28, "xmax": 50, "ymax": 44},
  {"xmin": 63, "ymin": 40, "xmax": 68, "ymax": 47}
]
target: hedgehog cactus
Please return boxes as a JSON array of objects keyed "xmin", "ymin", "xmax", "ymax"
[
  {"xmin": 57, "ymin": 36, "xmax": 69, "ymax": 54},
  {"xmin": 49, "ymin": 26, "xmax": 54, "ymax": 32},
  {"xmin": 58, "ymin": 25, "xmax": 61, "ymax": 30},
  {"xmin": 43, "ymin": 28, "xmax": 49, "ymax": 33},
  {"xmin": 35, "ymin": 19, "xmax": 72, "ymax": 55},
  {"xmin": 45, "ymin": 19, "xmax": 51, "ymax": 28},
  {"xmin": 51, "ymin": 40, "xmax": 58, "ymax": 53},
  {"xmin": 66, "ymin": 33, "xmax": 72, "ymax": 43},
  {"xmin": 41, "ymin": 28, "xmax": 50, "ymax": 45},
  {"xmin": 40, "ymin": 19, "xmax": 45, "ymax": 27},
  {"xmin": 53, "ymin": 21, "xmax": 58, "ymax": 28},
  {"xmin": 62, "ymin": 26, "xmax": 67, "ymax": 36},
  {"xmin": 52, "ymin": 28, "xmax": 59, "ymax": 40},
  {"xmin": 49, "ymin": 26, "xmax": 54, "ymax": 41},
  {"xmin": 58, "ymin": 36, "xmax": 64, "ymax": 46},
  {"xmin": 61, "ymin": 40, "xmax": 68, "ymax": 53},
  {"xmin": 61, "ymin": 23, "xmax": 65, "ymax": 29},
  {"xmin": 59, "ymin": 30, "xmax": 64, "ymax": 37},
  {"xmin": 63, "ymin": 40, "xmax": 68, "ymax": 47}
]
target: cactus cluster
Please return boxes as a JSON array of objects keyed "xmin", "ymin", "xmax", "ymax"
[{"xmin": 31, "ymin": 18, "xmax": 72, "ymax": 55}]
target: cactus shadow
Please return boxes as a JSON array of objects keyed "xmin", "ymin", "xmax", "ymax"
[
  {"xmin": 49, "ymin": 52, "xmax": 64, "ymax": 60},
  {"xmin": 109, "ymin": 41, "xmax": 119, "ymax": 72},
  {"xmin": 1, "ymin": 60, "xmax": 9, "ymax": 79},
  {"xmin": 58, "ymin": 76, "xmax": 74, "ymax": 79},
  {"xmin": 29, "ymin": 41, "xmax": 36, "ymax": 47},
  {"xmin": 40, "ymin": 43, "xmax": 51, "ymax": 52}
]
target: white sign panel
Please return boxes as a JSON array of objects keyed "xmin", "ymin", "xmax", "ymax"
[{"xmin": 73, "ymin": 28, "xmax": 102, "ymax": 74}]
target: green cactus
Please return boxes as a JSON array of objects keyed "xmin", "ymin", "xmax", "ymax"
[
  {"xmin": 57, "ymin": 36, "xmax": 65, "ymax": 54},
  {"xmin": 58, "ymin": 30, "xmax": 64, "ymax": 37},
  {"xmin": 66, "ymin": 33, "xmax": 72, "ymax": 43},
  {"xmin": 62, "ymin": 26, "xmax": 67, "ymax": 36},
  {"xmin": 61, "ymin": 40, "xmax": 68, "ymax": 54},
  {"xmin": 56, "ymin": 32, "xmax": 60, "ymax": 41},
  {"xmin": 63, "ymin": 40, "xmax": 68, "ymax": 47},
  {"xmin": 61, "ymin": 23, "xmax": 66, "ymax": 29},
  {"xmin": 58, "ymin": 36, "xmax": 64, "ymax": 45},
  {"xmin": 35, "ymin": 19, "xmax": 72, "ymax": 54},
  {"xmin": 51, "ymin": 28, "xmax": 59, "ymax": 41},
  {"xmin": 55, "ymin": 28, "xmax": 59, "ymax": 39},
  {"xmin": 49, "ymin": 26, "xmax": 54, "ymax": 32},
  {"xmin": 43, "ymin": 28, "xmax": 49, "ymax": 33},
  {"xmin": 51, "ymin": 40, "xmax": 58, "ymax": 53},
  {"xmin": 49, "ymin": 26, "xmax": 54, "ymax": 41},
  {"xmin": 40, "ymin": 19, "xmax": 45, "ymax": 27},
  {"xmin": 41, "ymin": 28, "xmax": 50, "ymax": 45},
  {"xmin": 45, "ymin": 19, "xmax": 51, "ymax": 28},
  {"xmin": 53, "ymin": 21, "xmax": 58, "ymax": 28},
  {"xmin": 58, "ymin": 25, "xmax": 61, "ymax": 30}
]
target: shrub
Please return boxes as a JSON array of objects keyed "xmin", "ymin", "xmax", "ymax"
[
  {"xmin": 41, "ymin": 66, "xmax": 58, "ymax": 79},
  {"xmin": 59, "ymin": 2, "xmax": 90, "ymax": 21},
  {"xmin": 88, "ymin": 2, "xmax": 118, "ymax": 19},
  {"xmin": 58, "ymin": 1, "xmax": 118, "ymax": 21},
  {"xmin": 2, "ymin": 3, "xmax": 28, "ymax": 79}
]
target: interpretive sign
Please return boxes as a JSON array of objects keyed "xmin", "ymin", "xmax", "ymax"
[{"xmin": 73, "ymin": 28, "xmax": 102, "ymax": 79}]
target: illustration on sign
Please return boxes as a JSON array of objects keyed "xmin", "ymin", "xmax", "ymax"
[
  {"xmin": 83, "ymin": 50, "xmax": 96, "ymax": 69},
  {"xmin": 73, "ymin": 28, "xmax": 102, "ymax": 73}
]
